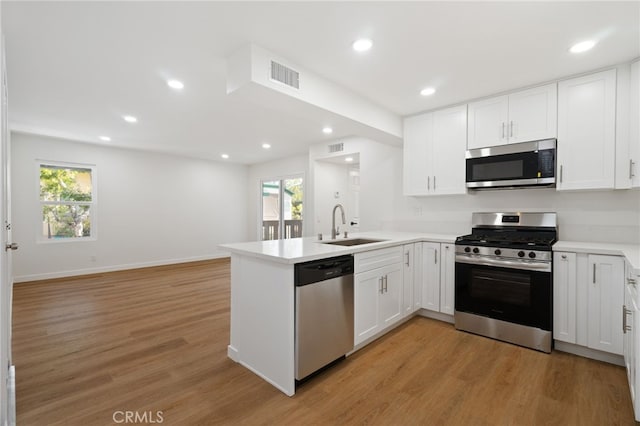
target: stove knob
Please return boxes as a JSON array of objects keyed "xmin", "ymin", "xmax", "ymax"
[
  {"xmin": 518, "ymin": 251, "xmax": 525, "ymax": 258},
  {"xmin": 529, "ymin": 252, "xmax": 536, "ymax": 259},
  {"xmin": 472, "ymin": 247, "xmax": 480, "ymax": 254},
  {"xmin": 494, "ymin": 249, "xmax": 501, "ymax": 256},
  {"xmin": 464, "ymin": 247, "xmax": 471, "ymax": 253}
]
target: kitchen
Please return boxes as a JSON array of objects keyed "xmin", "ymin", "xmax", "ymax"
[{"xmin": 1, "ymin": 1, "xmax": 639, "ymax": 425}]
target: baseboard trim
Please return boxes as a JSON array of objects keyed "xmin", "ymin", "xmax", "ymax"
[
  {"xmin": 417, "ymin": 309, "xmax": 455, "ymax": 324},
  {"xmin": 13, "ymin": 252, "xmax": 231, "ymax": 283},
  {"xmin": 554, "ymin": 340, "xmax": 624, "ymax": 366}
]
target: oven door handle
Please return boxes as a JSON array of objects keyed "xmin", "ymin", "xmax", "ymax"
[{"xmin": 455, "ymin": 254, "xmax": 551, "ymax": 272}]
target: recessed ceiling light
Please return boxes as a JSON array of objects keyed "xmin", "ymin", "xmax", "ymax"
[
  {"xmin": 352, "ymin": 38, "xmax": 373, "ymax": 52},
  {"xmin": 262, "ymin": 143, "xmax": 271, "ymax": 149},
  {"xmin": 221, "ymin": 154, "xmax": 229, "ymax": 159},
  {"xmin": 569, "ymin": 40, "xmax": 596, "ymax": 54},
  {"xmin": 345, "ymin": 157, "xmax": 354, "ymax": 162},
  {"xmin": 167, "ymin": 79, "xmax": 184, "ymax": 90},
  {"xmin": 99, "ymin": 136, "xmax": 111, "ymax": 142},
  {"xmin": 420, "ymin": 87, "xmax": 436, "ymax": 96},
  {"xmin": 322, "ymin": 127, "xmax": 333, "ymax": 134},
  {"xmin": 123, "ymin": 115, "xmax": 138, "ymax": 123}
]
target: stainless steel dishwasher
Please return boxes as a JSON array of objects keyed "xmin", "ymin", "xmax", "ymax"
[{"xmin": 295, "ymin": 255, "xmax": 354, "ymax": 381}]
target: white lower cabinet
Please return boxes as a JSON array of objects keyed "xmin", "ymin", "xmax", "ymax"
[
  {"xmin": 421, "ymin": 242, "xmax": 455, "ymax": 315},
  {"xmin": 553, "ymin": 251, "xmax": 624, "ymax": 355},
  {"xmin": 354, "ymin": 247, "xmax": 404, "ymax": 345},
  {"xmin": 624, "ymin": 260, "xmax": 640, "ymax": 420},
  {"xmin": 402, "ymin": 244, "xmax": 415, "ymax": 317}
]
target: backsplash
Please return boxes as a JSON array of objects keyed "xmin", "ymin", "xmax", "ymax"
[{"xmin": 387, "ymin": 187, "xmax": 640, "ymax": 244}]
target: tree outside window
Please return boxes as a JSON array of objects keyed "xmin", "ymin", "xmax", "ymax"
[{"xmin": 39, "ymin": 163, "xmax": 95, "ymax": 240}]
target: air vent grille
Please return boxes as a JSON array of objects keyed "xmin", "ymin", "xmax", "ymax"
[
  {"xmin": 328, "ymin": 143, "xmax": 344, "ymax": 153},
  {"xmin": 270, "ymin": 61, "xmax": 299, "ymax": 89}
]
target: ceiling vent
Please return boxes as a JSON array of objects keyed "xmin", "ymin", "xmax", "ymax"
[
  {"xmin": 270, "ymin": 60, "xmax": 300, "ymax": 89},
  {"xmin": 328, "ymin": 142, "xmax": 344, "ymax": 153}
]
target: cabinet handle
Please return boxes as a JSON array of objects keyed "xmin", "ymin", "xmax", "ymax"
[
  {"xmin": 501, "ymin": 122, "xmax": 506, "ymax": 139},
  {"xmin": 405, "ymin": 251, "xmax": 410, "ymax": 266},
  {"xmin": 510, "ymin": 121, "xmax": 514, "ymax": 138},
  {"xmin": 433, "ymin": 176, "xmax": 436, "ymax": 191},
  {"xmin": 561, "ymin": 254, "xmax": 567, "ymax": 260},
  {"xmin": 593, "ymin": 264, "xmax": 596, "ymax": 284},
  {"xmin": 629, "ymin": 278, "xmax": 637, "ymax": 287},
  {"xmin": 434, "ymin": 249, "xmax": 438, "ymax": 264},
  {"xmin": 427, "ymin": 176, "xmax": 430, "ymax": 190},
  {"xmin": 379, "ymin": 277, "xmax": 384, "ymax": 294},
  {"xmin": 383, "ymin": 275, "xmax": 388, "ymax": 293},
  {"xmin": 559, "ymin": 165, "xmax": 563, "ymax": 183},
  {"xmin": 630, "ymin": 160, "xmax": 635, "ymax": 179},
  {"xmin": 624, "ymin": 305, "xmax": 632, "ymax": 333}
]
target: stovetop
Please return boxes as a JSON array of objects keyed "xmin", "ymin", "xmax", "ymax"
[{"xmin": 455, "ymin": 230, "xmax": 557, "ymax": 251}]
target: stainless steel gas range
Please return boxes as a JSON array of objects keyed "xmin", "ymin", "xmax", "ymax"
[{"xmin": 454, "ymin": 212, "xmax": 557, "ymax": 353}]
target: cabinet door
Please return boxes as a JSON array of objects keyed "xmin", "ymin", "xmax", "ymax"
[
  {"xmin": 557, "ymin": 69, "xmax": 616, "ymax": 190},
  {"xmin": 587, "ymin": 254, "xmax": 624, "ymax": 354},
  {"xmin": 421, "ymin": 242, "xmax": 441, "ymax": 312},
  {"xmin": 624, "ymin": 280, "xmax": 636, "ymax": 408},
  {"xmin": 508, "ymin": 83, "xmax": 557, "ymax": 144},
  {"xmin": 439, "ymin": 244, "xmax": 455, "ymax": 315},
  {"xmin": 413, "ymin": 242, "xmax": 423, "ymax": 312},
  {"xmin": 467, "ymin": 95, "xmax": 509, "ymax": 149},
  {"xmin": 631, "ymin": 60, "xmax": 640, "ymax": 188},
  {"xmin": 402, "ymin": 244, "xmax": 414, "ymax": 317},
  {"xmin": 380, "ymin": 264, "xmax": 403, "ymax": 327},
  {"xmin": 403, "ymin": 112, "xmax": 433, "ymax": 195},
  {"xmin": 432, "ymin": 105, "xmax": 467, "ymax": 195},
  {"xmin": 553, "ymin": 252, "xmax": 577, "ymax": 344},
  {"xmin": 354, "ymin": 269, "xmax": 383, "ymax": 345}
]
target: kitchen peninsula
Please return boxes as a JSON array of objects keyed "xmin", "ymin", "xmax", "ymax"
[{"xmin": 220, "ymin": 231, "xmax": 457, "ymax": 396}]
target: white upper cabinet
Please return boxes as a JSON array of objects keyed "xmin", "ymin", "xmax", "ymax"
[
  {"xmin": 431, "ymin": 105, "xmax": 467, "ymax": 195},
  {"xmin": 403, "ymin": 105, "xmax": 467, "ymax": 196},
  {"xmin": 403, "ymin": 112, "xmax": 432, "ymax": 196},
  {"xmin": 630, "ymin": 60, "xmax": 640, "ymax": 187},
  {"xmin": 557, "ymin": 69, "xmax": 617, "ymax": 191},
  {"xmin": 467, "ymin": 83, "xmax": 557, "ymax": 149},
  {"xmin": 467, "ymin": 95, "xmax": 508, "ymax": 149}
]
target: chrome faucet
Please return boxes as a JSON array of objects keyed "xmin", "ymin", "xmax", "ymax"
[{"xmin": 331, "ymin": 204, "xmax": 346, "ymax": 239}]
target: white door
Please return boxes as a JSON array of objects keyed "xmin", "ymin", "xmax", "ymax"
[
  {"xmin": 588, "ymin": 255, "xmax": 624, "ymax": 354},
  {"xmin": 0, "ymin": 34, "xmax": 14, "ymax": 426},
  {"xmin": 557, "ymin": 69, "xmax": 616, "ymax": 190},
  {"xmin": 432, "ymin": 105, "xmax": 467, "ymax": 195},
  {"xmin": 354, "ymin": 269, "xmax": 382, "ymax": 345},
  {"xmin": 379, "ymin": 264, "xmax": 403, "ymax": 327},
  {"xmin": 553, "ymin": 252, "xmax": 577, "ymax": 344},
  {"xmin": 439, "ymin": 244, "xmax": 455, "ymax": 315},
  {"xmin": 467, "ymin": 95, "xmax": 509, "ymax": 149},
  {"xmin": 421, "ymin": 242, "xmax": 440, "ymax": 312},
  {"xmin": 507, "ymin": 83, "xmax": 557, "ymax": 144},
  {"xmin": 403, "ymin": 112, "xmax": 433, "ymax": 195}
]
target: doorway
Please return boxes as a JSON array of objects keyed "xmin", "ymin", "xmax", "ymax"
[{"xmin": 261, "ymin": 176, "xmax": 303, "ymax": 240}]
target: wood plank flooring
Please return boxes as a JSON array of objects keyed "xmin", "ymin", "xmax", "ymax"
[{"xmin": 12, "ymin": 258, "xmax": 637, "ymax": 425}]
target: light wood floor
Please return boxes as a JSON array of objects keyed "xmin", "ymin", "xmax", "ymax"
[{"xmin": 12, "ymin": 259, "xmax": 637, "ymax": 425}]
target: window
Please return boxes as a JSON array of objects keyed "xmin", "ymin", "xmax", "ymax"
[
  {"xmin": 39, "ymin": 162, "xmax": 95, "ymax": 240},
  {"xmin": 261, "ymin": 176, "xmax": 303, "ymax": 240}
]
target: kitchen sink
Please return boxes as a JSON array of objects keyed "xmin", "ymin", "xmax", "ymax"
[{"xmin": 321, "ymin": 238, "xmax": 387, "ymax": 246}]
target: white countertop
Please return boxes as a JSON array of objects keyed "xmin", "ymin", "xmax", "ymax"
[
  {"xmin": 554, "ymin": 240, "xmax": 640, "ymax": 275},
  {"xmin": 219, "ymin": 231, "xmax": 457, "ymax": 264}
]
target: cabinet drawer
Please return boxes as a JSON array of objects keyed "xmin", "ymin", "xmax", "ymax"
[{"xmin": 355, "ymin": 246, "xmax": 404, "ymax": 273}]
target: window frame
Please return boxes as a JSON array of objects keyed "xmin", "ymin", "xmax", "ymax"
[
  {"xmin": 36, "ymin": 160, "xmax": 97, "ymax": 244},
  {"xmin": 259, "ymin": 173, "xmax": 304, "ymax": 241}
]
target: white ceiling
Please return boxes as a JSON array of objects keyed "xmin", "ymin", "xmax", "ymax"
[{"xmin": 3, "ymin": 1, "xmax": 639, "ymax": 164}]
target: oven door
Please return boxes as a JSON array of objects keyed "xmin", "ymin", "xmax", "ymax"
[{"xmin": 455, "ymin": 259, "xmax": 551, "ymax": 331}]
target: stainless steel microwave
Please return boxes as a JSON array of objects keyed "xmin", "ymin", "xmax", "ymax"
[{"xmin": 465, "ymin": 139, "xmax": 556, "ymax": 190}]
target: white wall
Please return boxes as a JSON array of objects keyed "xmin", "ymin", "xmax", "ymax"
[
  {"xmin": 387, "ymin": 170, "xmax": 640, "ymax": 244},
  {"xmin": 309, "ymin": 137, "xmax": 402, "ymax": 236},
  {"xmin": 313, "ymin": 161, "xmax": 350, "ymax": 237},
  {"xmin": 12, "ymin": 132, "xmax": 249, "ymax": 282},
  {"xmin": 246, "ymin": 154, "xmax": 308, "ymax": 241}
]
